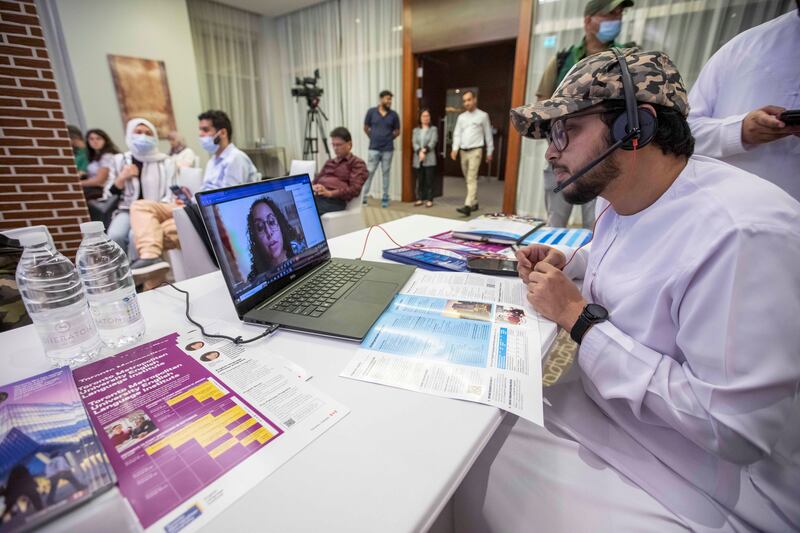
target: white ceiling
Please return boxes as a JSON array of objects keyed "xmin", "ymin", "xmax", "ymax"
[{"xmin": 212, "ymin": 0, "xmax": 327, "ymax": 17}]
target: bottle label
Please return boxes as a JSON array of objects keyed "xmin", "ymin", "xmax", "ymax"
[
  {"xmin": 34, "ymin": 310, "xmax": 98, "ymax": 350},
  {"xmin": 89, "ymin": 293, "xmax": 142, "ymax": 329}
]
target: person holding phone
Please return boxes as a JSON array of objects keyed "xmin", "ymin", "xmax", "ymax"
[{"xmin": 688, "ymin": 4, "xmax": 800, "ymax": 201}]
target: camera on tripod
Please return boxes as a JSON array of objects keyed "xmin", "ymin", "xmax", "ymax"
[
  {"xmin": 291, "ymin": 69, "xmax": 324, "ymax": 108},
  {"xmin": 291, "ymin": 69, "xmax": 330, "ymax": 158}
]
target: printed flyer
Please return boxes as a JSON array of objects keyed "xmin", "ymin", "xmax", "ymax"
[
  {"xmin": 73, "ymin": 331, "xmax": 348, "ymax": 532},
  {"xmin": 341, "ymin": 271, "xmax": 551, "ymax": 425}
]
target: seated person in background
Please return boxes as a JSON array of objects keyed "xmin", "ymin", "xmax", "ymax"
[
  {"xmin": 81, "ymin": 128, "xmax": 120, "ymax": 200},
  {"xmin": 67, "ymin": 124, "xmax": 88, "ymax": 179},
  {"xmin": 312, "ymin": 127, "xmax": 367, "ymax": 215},
  {"xmin": 246, "ymin": 196, "xmax": 303, "ymax": 281},
  {"xmin": 167, "ymin": 131, "xmax": 199, "ymax": 169},
  {"xmin": 106, "ymin": 118, "xmax": 176, "ymax": 259},
  {"xmin": 130, "ymin": 110, "xmax": 259, "ymax": 288}
]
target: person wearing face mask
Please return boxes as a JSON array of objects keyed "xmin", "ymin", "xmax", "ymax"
[
  {"xmin": 105, "ymin": 118, "xmax": 176, "ymax": 259},
  {"xmin": 129, "ymin": 109, "xmax": 259, "ymax": 288},
  {"xmin": 535, "ymin": 0, "xmax": 634, "ymax": 229}
]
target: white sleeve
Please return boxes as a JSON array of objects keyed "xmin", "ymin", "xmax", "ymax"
[
  {"xmin": 452, "ymin": 115, "xmax": 463, "ymax": 152},
  {"xmin": 160, "ymin": 159, "xmax": 177, "ymax": 203},
  {"xmin": 483, "ymin": 112, "xmax": 494, "ymax": 156},
  {"xmin": 687, "ymin": 48, "xmax": 749, "ymax": 159},
  {"xmin": 577, "ymin": 227, "xmax": 800, "ymax": 465},
  {"xmin": 221, "ymin": 153, "xmax": 256, "ymax": 188},
  {"xmin": 552, "ymin": 243, "xmax": 590, "ymax": 280}
]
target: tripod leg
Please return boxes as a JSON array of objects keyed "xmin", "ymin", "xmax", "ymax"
[
  {"xmin": 316, "ymin": 114, "xmax": 330, "ymax": 158},
  {"xmin": 304, "ymin": 109, "xmax": 317, "ymax": 158}
]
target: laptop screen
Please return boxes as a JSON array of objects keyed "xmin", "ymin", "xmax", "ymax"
[{"xmin": 196, "ymin": 174, "xmax": 329, "ymax": 309}]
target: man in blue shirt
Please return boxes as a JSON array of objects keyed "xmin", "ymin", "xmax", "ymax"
[{"xmin": 363, "ymin": 90, "xmax": 400, "ymax": 208}]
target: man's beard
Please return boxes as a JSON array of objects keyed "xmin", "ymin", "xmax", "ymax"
[{"xmin": 552, "ymin": 142, "xmax": 621, "ymax": 205}]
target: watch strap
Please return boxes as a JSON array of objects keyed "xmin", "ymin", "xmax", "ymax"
[{"xmin": 570, "ymin": 313, "xmax": 593, "ymax": 345}]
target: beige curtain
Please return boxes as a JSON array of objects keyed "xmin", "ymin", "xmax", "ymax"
[{"xmin": 188, "ymin": 0, "xmax": 264, "ymax": 149}]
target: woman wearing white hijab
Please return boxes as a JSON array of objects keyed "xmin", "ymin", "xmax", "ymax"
[{"xmin": 105, "ymin": 118, "xmax": 176, "ymax": 257}]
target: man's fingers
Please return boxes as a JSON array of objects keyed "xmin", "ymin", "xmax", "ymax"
[
  {"xmin": 760, "ymin": 105, "xmax": 786, "ymax": 116},
  {"xmin": 516, "ymin": 249, "xmax": 532, "ymax": 268},
  {"xmin": 533, "ymin": 261, "xmax": 557, "ymax": 274},
  {"xmin": 528, "ymin": 270, "xmax": 548, "ymax": 286},
  {"xmin": 754, "ymin": 111, "xmax": 784, "ymax": 129},
  {"xmin": 544, "ymin": 248, "xmax": 565, "ymax": 267}
]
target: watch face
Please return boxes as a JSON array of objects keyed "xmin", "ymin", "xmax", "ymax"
[{"xmin": 585, "ymin": 303, "xmax": 608, "ymax": 321}]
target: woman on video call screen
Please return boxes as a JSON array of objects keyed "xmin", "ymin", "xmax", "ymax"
[{"xmin": 246, "ymin": 196, "xmax": 305, "ymax": 281}]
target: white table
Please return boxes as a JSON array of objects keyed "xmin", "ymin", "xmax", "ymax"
[{"xmin": 2, "ymin": 214, "xmax": 557, "ymax": 533}]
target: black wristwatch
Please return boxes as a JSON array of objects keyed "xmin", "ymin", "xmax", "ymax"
[{"xmin": 570, "ymin": 303, "xmax": 608, "ymax": 345}]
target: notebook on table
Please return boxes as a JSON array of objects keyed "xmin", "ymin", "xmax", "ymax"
[{"xmin": 195, "ymin": 174, "xmax": 414, "ymax": 341}]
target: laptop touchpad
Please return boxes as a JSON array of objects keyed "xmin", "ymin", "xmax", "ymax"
[{"xmin": 347, "ymin": 281, "xmax": 397, "ymax": 304}]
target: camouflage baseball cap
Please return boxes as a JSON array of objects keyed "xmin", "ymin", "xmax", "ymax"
[
  {"xmin": 585, "ymin": 0, "xmax": 634, "ymax": 17},
  {"xmin": 511, "ymin": 48, "xmax": 689, "ymax": 139}
]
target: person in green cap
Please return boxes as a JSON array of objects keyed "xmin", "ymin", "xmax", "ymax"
[{"xmin": 536, "ymin": 0, "xmax": 634, "ymax": 229}]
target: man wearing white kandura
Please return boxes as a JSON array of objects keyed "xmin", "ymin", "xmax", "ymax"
[
  {"xmin": 454, "ymin": 49, "xmax": 800, "ymax": 532},
  {"xmin": 688, "ymin": 4, "xmax": 800, "ymax": 201}
]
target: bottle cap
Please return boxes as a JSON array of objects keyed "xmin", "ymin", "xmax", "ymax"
[
  {"xmin": 80, "ymin": 221, "xmax": 105, "ymax": 234},
  {"xmin": 18, "ymin": 232, "xmax": 48, "ymax": 247}
]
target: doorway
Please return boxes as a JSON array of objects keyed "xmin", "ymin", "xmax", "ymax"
[{"xmin": 415, "ymin": 39, "xmax": 516, "ymax": 208}]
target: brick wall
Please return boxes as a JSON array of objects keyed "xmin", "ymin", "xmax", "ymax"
[{"xmin": 0, "ymin": 0, "xmax": 90, "ymax": 258}]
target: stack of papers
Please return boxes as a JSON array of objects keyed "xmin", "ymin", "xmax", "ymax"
[{"xmin": 341, "ymin": 271, "xmax": 548, "ymax": 425}]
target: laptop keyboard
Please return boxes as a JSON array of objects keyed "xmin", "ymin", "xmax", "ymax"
[{"xmin": 268, "ymin": 262, "xmax": 373, "ymax": 318}]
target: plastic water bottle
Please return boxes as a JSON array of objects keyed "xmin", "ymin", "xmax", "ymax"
[
  {"xmin": 16, "ymin": 231, "xmax": 103, "ymax": 367},
  {"xmin": 76, "ymin": 221, "xmax": 145, "ymax": 349}
]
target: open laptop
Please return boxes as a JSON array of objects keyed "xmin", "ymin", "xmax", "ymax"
[{"xmin": 195, "ymin": 174, "xmax": 414, "ymax": 340}]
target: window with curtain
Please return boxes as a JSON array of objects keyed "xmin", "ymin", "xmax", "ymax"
[
  {"xmin": 273, "ymin": 0, "xmax": 404, "ymax": 200},
  {"xmin": 188, "ymin": 0, "xmax": 264, "ymax": 149},
  {"xmin": 516, "ymin": 0, "xmax": 795, "ymax": 219}
]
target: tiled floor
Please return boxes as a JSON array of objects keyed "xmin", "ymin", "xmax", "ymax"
[{"xmin": 363, "ymin": 175, "xmax": 506, "ymax": 226}]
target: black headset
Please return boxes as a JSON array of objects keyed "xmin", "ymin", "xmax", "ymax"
[
  {"xmin": 553, "ymin": 49, "xmax": 658, "ymax": 193},
  {"xmin": 610, "ymin": 48, "xmax": 657, "ymax": 150}
]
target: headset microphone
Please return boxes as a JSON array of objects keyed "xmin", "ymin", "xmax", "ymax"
[{"xmin": 552, "ymin": 128, "xmax": 637, "ymax": 193}]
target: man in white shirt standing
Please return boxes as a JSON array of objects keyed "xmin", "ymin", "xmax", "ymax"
[
  {"xmin": 688, "ymin": 5, "xmax": 800, "ymax": 201},
  {"xmin": 455, "ymin": 49, "xmax": 800, "ymax": 532},
  {"xmin": 450, "ymin": 90, "xmax": 494, "ymax": 216},
  {"xmin": 130, "ymin": 110, "xmax": 259, "ymax": 288}
]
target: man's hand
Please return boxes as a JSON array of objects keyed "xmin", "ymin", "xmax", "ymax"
[
  {"xmin": 516, "ymin": 244, "xmax": 566, "ymax": 283},
  {"xmin": 486, "ymin": 154, "xmax": 493, "ymax": 163},
  {"xmin": 741, "ymin": 106, "xmax": 800, "ymax": 145},
  {"xmin": 418, "ymin": 150, "xmax": 425, "ymax": 162},
  {"xmin": 450, "ymin": 150, "xmax": 458, "ymax": 161},
  {"xmin": 526, "ymin": 262, "xmax": 585, "ymax": 330},
  {"xmin": 313, "ymin": 184, "xmax": 334, "ymax": 198}
]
